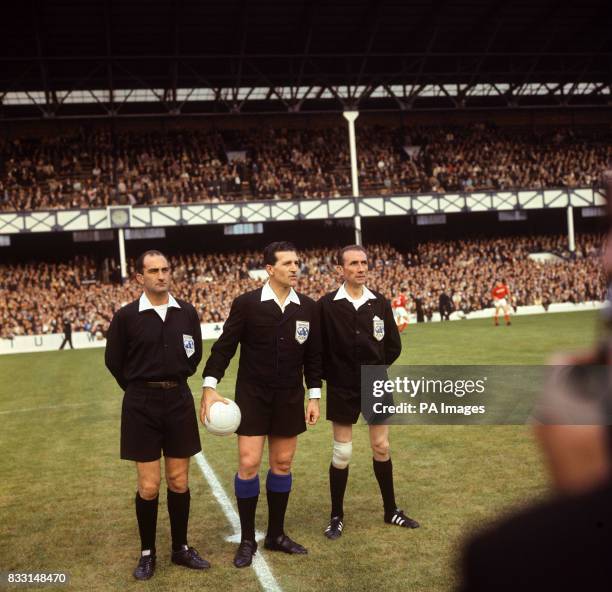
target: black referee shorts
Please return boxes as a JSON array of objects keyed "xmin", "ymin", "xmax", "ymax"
[
  {"xmin": 121, "ymin": 383, "xmax": 202, "ymax": 462},
  {"xmin": 327, "ymin": 384, "xmax": 394, "ymax": 425},
  {"xmin": 235, "ymin": 382, "xmax": 306, "ymax": 437}
]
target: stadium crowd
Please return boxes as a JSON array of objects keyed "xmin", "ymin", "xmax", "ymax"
[
  {"xmin": 1, "ymin": 124, "xmax": 610, "ymax": 211},
  {"xmin": 0, "ymin": 234, "xmax": 604, "ymax": 338}
]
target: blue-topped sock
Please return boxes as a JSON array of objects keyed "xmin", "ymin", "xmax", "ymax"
[
  {"xmin": 235, "ymin": 474, "xmax": 259, "ymax": 542},
  {"xmin": 266, "ymin": 470, "xmax": 292, "ymax": 538}
]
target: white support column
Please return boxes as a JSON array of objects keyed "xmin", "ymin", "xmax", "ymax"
[
  {"xmin": 343, "ymin": 110, "xmax": 362, "ymax": 245},
  {"xmin": 566, "ymin": 205, "xmax": 575, "ymax": 252},
  {"xmin": 118, "ymin": 228, "xmax": 128, "ymax": 281}
]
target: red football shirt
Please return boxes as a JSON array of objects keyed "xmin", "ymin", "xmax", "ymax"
[
  {"xmin": 392, "ymin": 294, "xmax": 407, "ymax": 308},
  {"xmin": 491, "ymin": 284, "xmax": 510, "ymax": 299}
]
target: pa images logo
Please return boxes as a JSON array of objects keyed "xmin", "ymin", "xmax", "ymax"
[{"xmin": 295, "ymin": 320, "xmax": 310, "ymax": 344}]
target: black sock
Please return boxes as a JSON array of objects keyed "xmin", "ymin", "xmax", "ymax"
[
  {"xmin": 329, "ymin": 463, "xmax": 349, "ymax": 519},
  {"xmin": 237, "ymin": 496, "xmax": 259, "ymax": 542},
  {"xmin": 266, "ymin": 471, "xmax": 292, "ymax": 539},
  {"xmin": 135, "ymin": 492, "xmax": 158, "ymax": 555},
  {"xmin": 266, "ymin": 491, "xmax": 290, "ymax": 538},
  {"xmin": 167, "ymin": 489, "xmax": 190, "ymax": 551},
  {"xmin": 373, "ymin": 458, "xmax": 396, "ymax": 517},
  {"xmin": 235, "ymin": 474, "xmax": 259, "ymax": 543}
]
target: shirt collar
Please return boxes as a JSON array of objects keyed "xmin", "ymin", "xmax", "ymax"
[
  {"xmin": 139, "ymin": 292, "xmax": 181, "ymax": 312},
  {"xmin": 333, "ymin": 283, "xmax": 376, "ymax": 303},
  {"xmin": 261, "ymin": 281, "xmax": 300, "ymax": 309}
]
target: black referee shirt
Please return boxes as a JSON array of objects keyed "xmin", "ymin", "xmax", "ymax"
[
  {"xmin": 105, "ymin": 295, "xmax": 202, "ymax": 390},
  {"xmin": 203, "ymin": 287, "xmax": 322, "ymax": 390},
  {"xmin": 318, "ymin": 287, "xmax": 401, "ymax": 390}
]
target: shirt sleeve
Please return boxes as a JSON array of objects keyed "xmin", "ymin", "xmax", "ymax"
[
  {"xmin": 303, "ymin": 300, "xmax": 323, "ymax": 390},
  {"xmin": 383, "ymin": 297, "xmax": 402, "ymax": 365},
  {"xmin": 308, "ymin": 387, "xmax": 321, "ymax": 399},
  {"xmin": 189, "ymin": 305, "xmax": 203, "ymax": 375},
  {"xmin": 202, "ymin": 376, "xmax": 218, "ymax": 389},
  {"xmin": 316, "ymin": 297, "xmax": 328, "ymax": 381},
  {"xmin": 104, "ymin": 310, "xmax": 128, "ymax": 391},
  {"xmin": 202, "ymin": 296, "xmax": 246, "ymax": 383}
]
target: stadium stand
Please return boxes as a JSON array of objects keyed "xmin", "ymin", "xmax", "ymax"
[
  {"xmin": 1, "ymin": 124, "xmax": 610, "ymax": 211},
  {"xmin": 3, "ymin": 2, "xmax": 611, "ymax": 589},
  {"xmin": 0, "ymin": 234, "xmax": 603, "ymax": 338}
]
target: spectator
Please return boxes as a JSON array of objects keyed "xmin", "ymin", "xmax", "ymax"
[
  {"xmin": 0, "ymin": 234, "xmax": 604, "ymax": 338},
  {"xmin": 1, "ymin": 124, "xmax": 610, "ymax": 212}
]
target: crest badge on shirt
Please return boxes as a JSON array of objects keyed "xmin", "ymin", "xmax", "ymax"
[
  {"xmin": 295, "ymin": 320, "xmax": 310, "ymax": 344},
  {"xmin": 183, "ymin": 334, "xmax": 195, "ymax": 358},
  {"xmin": 373, "ymin": 316, "xmax": 385, "ymax": 341}
]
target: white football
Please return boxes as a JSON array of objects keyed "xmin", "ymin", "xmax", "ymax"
[{"xmin": 204, "ymin": 399, "xmax": 241, "ymax": 436}]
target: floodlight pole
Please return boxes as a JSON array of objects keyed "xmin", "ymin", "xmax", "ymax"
[
  {"xmin": 343, "ymin": 110, "xmax": 362, "ymax": 246},
  {"xmin": 566, "ymin": 205, "xmax": 575, "ymax": 253},
  {"xmin": 118, "ymin": 228, "xmax": 128, "ymax": 282}
]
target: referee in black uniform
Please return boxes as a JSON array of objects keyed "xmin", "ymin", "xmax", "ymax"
[
  {"xmin": 200, "ymin": 241, "xmax": 322, "ymax": 568},
  {"xmin": 318, "ymin": 245, "xmax": 419, "ymax": 539},
  {"xmin": 59, "ymin": 318, "xmax": 74, "ymax": 349},
  {"xmin": 105, "ymin": 250, "xmax": 209, "ymax": 580}
]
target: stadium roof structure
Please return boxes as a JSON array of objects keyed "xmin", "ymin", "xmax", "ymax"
[{"xmin": 1, "ymin": 0, "xmax": 611, "ymax": 119}]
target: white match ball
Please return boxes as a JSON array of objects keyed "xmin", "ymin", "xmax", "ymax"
[{"xmin": 204, "ymin": 399, "xmax": 241, "ymax": 436}]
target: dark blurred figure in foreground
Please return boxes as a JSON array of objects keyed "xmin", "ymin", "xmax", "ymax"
[{"xmin": 458, "ymin": 169, "xmax": 612, "ymax": 592}]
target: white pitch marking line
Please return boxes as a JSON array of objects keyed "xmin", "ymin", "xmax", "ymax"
[
  {"xmin": 0, "ymin": 402, "xmax": 89, "ymax": 415},
  {"xmin": 194, "ymin": 452, "xmax": 283, "ymax": 592},
  {"xmin": 225, "ymin": 531, "xmax": 265, "ymax": 543}
]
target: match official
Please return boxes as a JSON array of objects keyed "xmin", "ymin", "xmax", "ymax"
[
  {"xmin": 59, "ymin": 317, "xmax": 74, "ymax": 349},
  {"xmin": 201, "ymin": 241, "xmax": 322, "ymax": 568},
  {"xmin": 318, "ymin": 244, "xmax": 419, "ymax": 539},
  {"xmin": 105, "ymin": 250, "xmax": 209, "ymax": 580}
]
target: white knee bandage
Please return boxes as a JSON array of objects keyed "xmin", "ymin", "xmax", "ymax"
[{"xmin": 332, "ymin": 440, "xmax": 352, "ymax": 469}]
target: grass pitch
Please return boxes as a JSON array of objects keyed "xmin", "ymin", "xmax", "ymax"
[{"xmin": 0, "ymin": 311, "xmax": 600, "ymax": 591}]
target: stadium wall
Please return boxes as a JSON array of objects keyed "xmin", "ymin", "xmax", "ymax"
[
  {"xmin": 0, "ymin": 189, "xmax": 605, "ymax": 237},
  {"xmin": 1, "ymin": 209, "xmax": 605, "ymax": 263},
  {"xmin": 1, "ymin": 302, "xmax": 604, "ymax": 356}
]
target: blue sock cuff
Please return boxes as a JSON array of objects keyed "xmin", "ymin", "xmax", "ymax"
[
  {"xmin": 235, "ymin": 474, "xmax": 260, "ymax": 499},
  {"xmin": 266, "ymin": 470, "xmax": 292, "ymax": 493}
]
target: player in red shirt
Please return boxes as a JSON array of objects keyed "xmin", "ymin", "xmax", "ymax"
[
  {"xmin": 491, "ymin": 280, "xmax": 511, "ymax": 326},
  {"xmin": 391, "ymin": 293, "xmax": 407, "ymax": 309},
  {"xmin": 391, "ymin": 293, "xmax": 409, "ymax": 332}
]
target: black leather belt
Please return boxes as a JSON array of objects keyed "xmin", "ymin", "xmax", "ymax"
[{"xmin": 134, "ymin": 380, "xmax": 181, "ymax": 390}]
